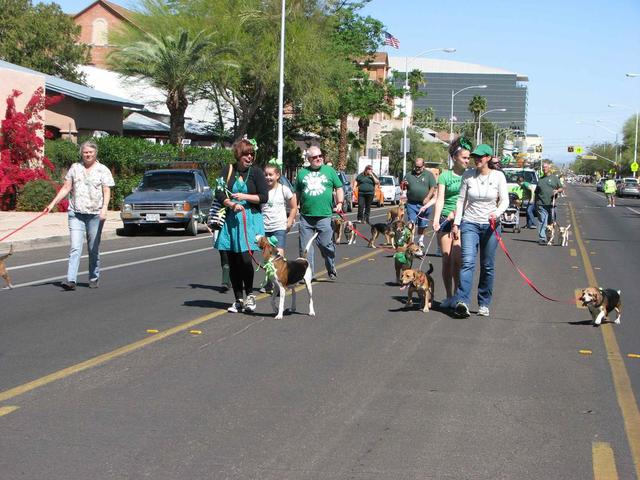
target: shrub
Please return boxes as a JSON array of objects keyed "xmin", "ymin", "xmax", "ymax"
[
  {"xmin": 45, "ymin": 138, "xmax": 78, "ymax": 180},
  {"xmin": 110, "ymin": 174, "xmax": 143, "ymax": 210},
  {"xmin": 16, "ymin": 179, "xmax": 55, "ymax": 211}
]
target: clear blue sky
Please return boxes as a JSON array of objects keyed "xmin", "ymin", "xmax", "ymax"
[{"xmin": 57, "ymin": 0, "xmax": 640, "ymax": 164}]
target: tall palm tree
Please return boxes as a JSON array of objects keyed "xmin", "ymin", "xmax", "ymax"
[
  {"xmin": 110, "ymin": 29, "xmax": 223, "ymax": 145},
  {"xmin": 468, "ymin": 95, "xmax": 487, "ymax": 125}
]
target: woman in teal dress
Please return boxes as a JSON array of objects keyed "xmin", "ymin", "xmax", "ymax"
[{"xmin": 215, "ymin": 139, "xmax": 268, "ymax": 313}]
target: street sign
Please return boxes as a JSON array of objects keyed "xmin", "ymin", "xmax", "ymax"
[
  {"xmin": 581, "ymin": 155, "xmax": 597, "ymax": 160},
  {"xmin": 631, "ymin": 161, "xmax": 639, "ymax": 172},
  {"xmin": 401, "ymin": 138, "xmax": 410, "ymax": 153},
  {"xmin": 181, "ymin": 138, "xmax": 192, "ymax": 145},
  {"xmin": 574, "ymin": 146, "xmax": 584, "ymax": 154}
]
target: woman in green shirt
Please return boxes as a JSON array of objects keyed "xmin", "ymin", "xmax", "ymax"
[
  {"xmin": 355, "ymin": 165, "xmax": 379, "ymax": 224},
  {"xmin": 432, "ymin": 137, "xmax": 471, "ymax": 309}
]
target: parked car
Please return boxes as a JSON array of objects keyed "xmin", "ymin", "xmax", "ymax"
[
  {"xmin": 120, "ymin": 168, "xmax": 213, "ymax": 236},
  {"xmin": 595, "ymin": 178, "xmax": 605, "ymax": 192},
  {"xmin": 379, "ymin": 175, "xmax": 401, "ymax": 205},
  {"xmin": 335, "ymin": 171, "xmax": 353, "ymax": 212},
  {"xmin": 617, "ymin": 178, "xmax": 640, "ymax": 198}
]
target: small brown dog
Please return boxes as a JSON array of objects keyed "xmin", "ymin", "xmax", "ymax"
[
  {"xmin": 393, "ymin": 241, "xmax": 423, "ymax": 284},
  {"xmin": 369, "ymin": 220, "xmax": 407, "ymax": 248},
  {"xmin": 0, "ymin": 244, "xmax": 14, "ymax": 289},
  {"xmin": 332, "ymin": 217, "xmax": 356, "ymax": 245},
  {"xmin": 399, "ymin": 264, "xmax": 435, "ymax": 312},
  {"xmin": 387, "ymin": 204, "xmax": 405, "ymax": 223},
  {"xmin": 579, "ymin": 287, "xmax": 622, "ymax": 325}
]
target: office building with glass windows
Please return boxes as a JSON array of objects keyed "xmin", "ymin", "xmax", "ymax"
[{"xmin": 389, "ymin": 57, "xmax": 529, "ymax": 132}]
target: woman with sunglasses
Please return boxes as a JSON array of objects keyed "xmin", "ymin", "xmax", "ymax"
[
  {"xmin": 215, "ymin": 139, "xmax": 268, "ymax": 313},
  {"xmin": 450, "ymin": 144, "xmax": 508, "ymax": 318},
  {"xmin": 432, "ymin": 137, "xmax": 471, "ymax": 309}
]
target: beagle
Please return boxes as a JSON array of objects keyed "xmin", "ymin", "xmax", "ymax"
[
  {"xmin": 0, "ymin": 244, "xmax": 14, "ymax": 289},
  {"xmin": 332, "ymin": 217, "xmax": 355, "ymax": 245},
  {"xmin": 256, "ymin": 233, "xmax": 318, "ymax": 320},
  {"xmin": 579, "ymin": 287, "xmax": 622, "ymax": 325},
  {"xmin": 369, "ymin": 220, "xmax": 407, "ymax": 249},
  {"xmin": 393, "ymin": 241, "xmax": 423, "ymax": 284},
  {"xmin": 387, "ymin": 204, "xmax": 405, "ymax": 223},
  {"xmin": 399, "ymin": 264, "xmax": 435, "ymax": 312}
]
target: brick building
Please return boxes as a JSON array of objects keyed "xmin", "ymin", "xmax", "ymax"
[{"xmin": 73, "ymin": 0, "xmax": 135, "ymax": 68}]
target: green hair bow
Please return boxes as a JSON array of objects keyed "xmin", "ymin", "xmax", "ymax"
[
  {"xmin": 248, "ymin": 138, "xmax": 258, "ymax": 150},
  {"xmin": 268, "ymin": 157, "xmax": 283, "ymax": 169},
  {"xmin": 458, "ymin": 137, "xmax": 472, "ymax": 151}
]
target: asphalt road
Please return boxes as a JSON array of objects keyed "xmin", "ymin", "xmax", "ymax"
[{"xmin": 1, "ymin": 187, "xmax": 639, "ymax": 479}]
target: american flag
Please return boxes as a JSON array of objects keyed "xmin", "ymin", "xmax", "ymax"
[{"xmin": 383, "ymin": 31, "xmax": 400, "ymax": 49}]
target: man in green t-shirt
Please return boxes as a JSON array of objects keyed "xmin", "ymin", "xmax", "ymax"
[
  {"xmin": 535, "ymin": 162, "xmax": 564, "ymax": 244},
  {"xmin": 403, "ymin": 158, "xmax": 437, "ymax": 247},
  {"xmin": 295, "ymin": 146, "xmax": 344, "ymax": 279}
]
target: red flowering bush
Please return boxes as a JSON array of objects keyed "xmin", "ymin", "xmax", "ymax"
[{"xmin": 0, "ymin": 88, "xmax": 63, "ymax": 210}]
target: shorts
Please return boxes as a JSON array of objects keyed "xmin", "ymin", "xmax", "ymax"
[
  {"xmin": 266, "ymin": 229, "xmax": 287, "ymax": 249},
  {"xmin": 406, "ymin": 202, "xmax": 430, "ymax": 228},
  {"xmin": 438, "ymin": 216, "xmax": 452, "ymax": 233}
]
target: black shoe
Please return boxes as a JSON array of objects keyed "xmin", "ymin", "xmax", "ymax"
[
  {"xmin": 328, "ymin": 269, "xmax": 337, "ymax": 280},
  {"xmin": 538, "ymin": 239, "xmax": 547, "ymax": 245},
  {"xmin": 88, "ymin": 279, "xmax": 99, "ymax": 289},
  {"xmin": 220, "ymin": 284, "xmax": 230, "ymax": 293},
  {"xmin": 61, "ymin": 281, "xmax": 76, "ymax": 291}
]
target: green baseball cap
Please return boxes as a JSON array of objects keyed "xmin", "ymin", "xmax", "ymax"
[{"xmin": 471, "ymin": 144, "xmax": 493, "ymax": 157}]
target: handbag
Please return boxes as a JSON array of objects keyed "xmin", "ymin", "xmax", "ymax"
[{"xmin": 208, "ymin": 165, "xmax": 234, "ymax": 230}]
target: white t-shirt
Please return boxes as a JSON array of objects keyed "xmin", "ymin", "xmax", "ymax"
[
  {"xmin": 454, "ymin": 169, "xmax": 509, "ymax": 225},
  {"xmin": 261, "ymin": 184, "xmax": 294, "ymax": 232},
  {"xmin": 65, "ymin": 162, "xmax": 115, "ymax": 214}
]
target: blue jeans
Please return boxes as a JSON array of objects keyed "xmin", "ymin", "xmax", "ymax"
[
  {"xmin": 298, "ymin": 215, "xmax": 335, "ymax": 275},
  {"xmin": 456, "ymin": 221, "xmax": 499, "ymax": 308},
  {"xmin": 68, "ymin": 211, "xmax": 104, "ymax": 282},
  {"xmin": 537, "ymin": 205, "xmax": 553, "ymax": 241},
  {"xmin": 526, "ymin": 202, "xmax": 537, "ymax": 228}
]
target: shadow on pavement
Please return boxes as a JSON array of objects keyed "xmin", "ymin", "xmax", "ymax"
[{"xmin": 183, "ymin": 299, "xmax": 229, "ymax": 309}]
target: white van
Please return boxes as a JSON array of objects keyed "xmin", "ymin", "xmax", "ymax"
[{"xmin": 379, "ymin": 175, "xmax": 401, "ymax": 205}]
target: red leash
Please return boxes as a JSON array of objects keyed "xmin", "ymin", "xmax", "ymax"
[
  {"xmin": 489, "ymin": 218, "xmax": 575, "ymax": 304},
  {"xmin": 0, "ymin": 211, "xmax": 48, "ymax": 242},
  {"xmin": 239, "ymin": 207, "xmax": 262, "ymax": 267},
  {"xmin": 335, "ymin": 211, "xmax": 397, "ymax": 252}
]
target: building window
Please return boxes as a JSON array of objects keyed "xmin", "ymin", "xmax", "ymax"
[{"xmin": 92, "ymin": 18, "xmax": 108, "ymax": 46}]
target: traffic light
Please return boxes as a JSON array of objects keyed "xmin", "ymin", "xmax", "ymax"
[
  {"xmin": 535, "ymin": 145, "xmax": 543, "ymax": 153},
  {"xmin": 567, "ymin": 146, "xmax": 574, "ymax": 153}
]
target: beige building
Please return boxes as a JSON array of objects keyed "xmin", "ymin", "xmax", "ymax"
[{"xmin": 0, "ymin": 60, "xmax": 143, "ymax": 142}]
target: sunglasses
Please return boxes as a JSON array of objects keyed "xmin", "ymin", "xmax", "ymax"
[
  {"xmin": 309, "ymin": 154, "xmax": 323, "ymax": 160},
  {"xmin": 242, "ymin": 151, "xmax": 255, "ymax": 157}
]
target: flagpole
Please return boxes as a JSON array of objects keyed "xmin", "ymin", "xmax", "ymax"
[{"xmin": 277, "ymin": 0, "xmax": 286, "ymax": 164}]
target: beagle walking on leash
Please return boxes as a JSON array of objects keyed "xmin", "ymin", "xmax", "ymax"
[
  {"xmin": 256, "ymin": 233, "xmax": 318, "ymax": 320},
  {"xmin": 579, "ymin": 287, "xmax": 622, "ymax": 326}
]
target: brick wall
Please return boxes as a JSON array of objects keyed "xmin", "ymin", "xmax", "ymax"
[{"xmin": 74, "ymin": 2, "xmax": 127, "ymax": 68}]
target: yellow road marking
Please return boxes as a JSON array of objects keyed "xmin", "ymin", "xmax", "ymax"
[
  {"xmin": 570, "ymin": 248, "xmax": 577, "ymax": 256},
  {"xmin": 593, "ymin": 442, "xmax": 619, "ymax": 480},
  {"xmin": 628, "ymin": 354, "xmax": 640, "ymax": 359},
  {"xmin": 0, "ymin": 406, "xmax": 19, "ymax": 417},
  {"xmin": 571, "ymin": 203, "xmax": 640, "ymax": 479},
  {"xmin": 579, "ymin": 349, "xmax": 593, "ymax": 355},
  {"xmin": 0, "ymin": 249, "xmax": 382, "ymax": 404}
]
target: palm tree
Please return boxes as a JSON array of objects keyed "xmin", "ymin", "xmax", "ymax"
[
  {"xmin": 110, "ymin": 29, "xmax": 224, "ymax": 145},
  {"xmin": 468, "ymin": 95, "xmax": 487, "ymax": 124}
]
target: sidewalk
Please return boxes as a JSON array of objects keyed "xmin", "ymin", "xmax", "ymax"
[{"xmin": 0, "ymin": 211, "xmax": 122, "ymax": 252}]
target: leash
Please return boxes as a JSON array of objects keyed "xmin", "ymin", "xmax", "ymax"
[
  {"xmin": 239, "ymin": 206, "xmax": 262, "ymax": 268},
  {"xmin": 0, "ymin": 211, "xmax": 48, "ymax": 242},
  {"xmin": 489, "ymin": 217, "xmax": 574, "ymax": 304},
  {"xmin": 418, "ymin": 230, "xmax": 437, "ymax": 270}
]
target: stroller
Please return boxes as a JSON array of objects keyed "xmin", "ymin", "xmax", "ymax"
[{"xmin": 500, "ymin": 192, "xmax": 521, "ymax": 233}]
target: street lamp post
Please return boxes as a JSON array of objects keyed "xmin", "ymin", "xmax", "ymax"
[
  {"xmin": 577, "ymin": 120, "xmax": 619, "ymax": 163},
  {"xmin": 449, "ymin": 85, "xmax": 487, "ymax": 143},
  {"xmin": 476, "ymin": 108, "xmax": 507, "ymax": 144},
  {"xmin": 276, "ymin": 0, "xmax": 286, "ymax": 164},
  {"xmin": 401, "ymin": 48, "xmax": 456, "ymax": 180}
]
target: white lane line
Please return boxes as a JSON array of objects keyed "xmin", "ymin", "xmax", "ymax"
[
  {"xmin": 8, "ymin": 236, "xmax": 209, "ymax": 271},
  {"xmin": 4, "ymin": 209, "xmax": 393, "ymax": 287},
  {"xmin": 6, "ymin": 247, "xmax": 212, "ymax": 289},
  {"xmin": 627, "ymin": 206, "xmax": 640, "ymax": 215},
  {"xmin": 8, "ymin": 209, "xmax": 391, "ymax": 272}
]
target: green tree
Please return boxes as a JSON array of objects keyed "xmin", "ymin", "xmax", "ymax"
[
  {"xmin": 468, "ymin": 95, "xmax": 487, "ymax": 125},
  {"xmin": 0, "ymin": 0, "xmax": 89, "ymax": 82},
  {"xmin": 110, "ymin": 28, "xmax": 227, "ymax": 145},
  {"xmin": 380, "ymin": 127, "xmax": 447, "ymax": 177}
]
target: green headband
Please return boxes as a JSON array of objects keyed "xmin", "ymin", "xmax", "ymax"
[
  {"xmin": 268, "ymin": 157, "xmax": 283, "ymax": 169},
  {"xmin": 458, "ymin": 137, "xmax": 472, "ymax": 151},
  {"xmin": 248, "ymin": 138, "xmax": 258, "ymax": 151}
]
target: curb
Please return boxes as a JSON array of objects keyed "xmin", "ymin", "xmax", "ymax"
[{"xmin": 8, "ymin": 230, "xmax": 122, "ymax": 253}]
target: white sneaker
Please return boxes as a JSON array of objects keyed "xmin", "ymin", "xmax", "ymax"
[
  {"xmin": 477, "ymin": 306, "xmax": 490, "ymax": 316},
  {"xmin": 244, "ymin": 294, "xmax": 257, "ymax": 312},
  {"xmin": 227, "ymin": 300, "xmax": 243, "ymax": 313}
]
